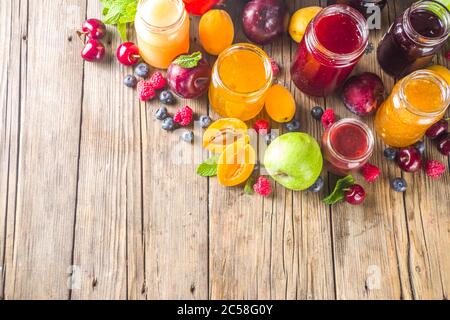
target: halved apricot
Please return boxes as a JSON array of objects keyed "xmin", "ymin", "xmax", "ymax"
[
  {"xmin": 217, "ymin": 142, "xmax": 256, "ymax": 187},
  {"xmin": 203, "ymin": 118, "xmax": 248, "ymax": 154}
]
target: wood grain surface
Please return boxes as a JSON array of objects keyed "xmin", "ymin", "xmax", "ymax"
[{"xmin": 0, "ymin": 0, "xmax": 449, "ymax": 300}]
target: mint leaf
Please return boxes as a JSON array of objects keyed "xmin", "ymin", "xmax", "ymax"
[
  {"xmin": 244, "ymin": 177, "xmax": 255, "ymax": 195},
  {"xmin": 100, "ymin": 0, "xmax": 138, "ymax": 40},
  {"xmin": 173, "ymin": 52, "xmax": 202, "ymax": 69},
  {"xmin": 324, "ymin": 175, "xmax": 355, "ymax": 205},
  {"xmin": 197, "ymin": 155, "xmax": 220, "ymax": 177}
]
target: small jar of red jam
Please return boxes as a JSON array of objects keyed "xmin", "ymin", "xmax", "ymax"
[
  {"xmin": 291, "ymin": 5, "xmax": 369, "ymax": 97},
  {"xmin": 322, "ymin": 118, "xmax": 375, "ymax": 176},
  {"xmin": 377, "ymin": 0, "xmax": 450, "ymax": 78}
]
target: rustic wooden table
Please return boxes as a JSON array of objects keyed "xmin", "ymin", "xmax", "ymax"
[{"xmin": 0, "ymin": 0, "xmax": 449, "ymax": 300}]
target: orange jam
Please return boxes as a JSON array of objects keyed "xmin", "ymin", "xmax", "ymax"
[
  {"xmin": 375, "ymin": 70, "xmax": 449, "ymax": 148},
  {"xmin": 209, "ymin": 44, "xmax": 273, "ymax": 121}
]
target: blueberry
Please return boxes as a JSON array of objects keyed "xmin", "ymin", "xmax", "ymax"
[
  {"xmin": 155, "ymin": 107, "xmax": 168, "ymax": 121},
  {"xmin": 265, "ymin": 132, "xmax": 277, "ymax": 145},
  {"xmin": 124, "ymin": 75, "xmax": 137, "ymax": 88},
  {"xmin": 383, "ymin": 147, "xmax": 397, "ymax": 161},
  {"xmin": 308, "ymin": 177, "xmax": 324, "ymax": 193},
  {"xmin": 162, "ymin": 117, "xmax": 175, "ymax": 131},
  {"xmin": 159, "ymin": 90, "xmax": 176, "ymax": 105},
  {"xmin": 181, "ymin": 131, "xmax": 194, "ymax": 143},
  {"xmin": 199, "ymin": 115, "xmax": 212, "ymax": 128},
  {"xmin": 414, "ymin": 140, "xmax": 425, "ymax": 155},
  {"xmin": 391, "ymin": 178, "xmax": 407, "ymax": 193},
  {"xmin": 286, "ymin": 119, "xmax": 301, "ymax": 132},
  {"xmin": 311, "ymin": 106, "xmax": 324, "ymax": 120},
  {"xmin": 134, "ymin": 63, "xmax": 150, "ymax": 78}
]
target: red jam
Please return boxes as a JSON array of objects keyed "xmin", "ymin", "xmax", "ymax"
[
  {"xmin": 183, "ymin": 0, "xmax": 218, "ymax": 15},
  {"xmin": 291, "ymin": 5, "xmax": 368, "ymax": 97},
  {"xmin": 323, "ymin": 119, "xmax": 374, "ymax": 176}
]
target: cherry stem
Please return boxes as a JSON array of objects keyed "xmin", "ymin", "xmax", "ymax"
[
  {"xmin": 76, "ymin": 30, "xmax": 88, "ymax": 44},
  {"xmin": 131, "ymin": 54, "xmax": 141, "ymax": 60}
]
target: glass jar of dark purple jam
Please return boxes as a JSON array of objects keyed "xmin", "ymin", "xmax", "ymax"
[
  {"xmin": 377, "ymin": 0, "xmax": 450, "ymax": 78},
  {"xmin": 327, "ymin": 0, "xmax": 387, "ymax": 18}
]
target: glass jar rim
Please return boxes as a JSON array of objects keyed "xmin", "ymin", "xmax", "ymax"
[
  {"xmin": 212, "ymin": 43, "xmax": 273, "ymax": 97},
  {"xmin": 307, "ymin": 4, "xmax": 369, "ymax": 66},
  {"xmin": 137, "ymin": 0, "xmax": 186, "ymax": 33},
  {"xmin": 326, "ymin": 118, "xmax": 375, "ymax": 163},
  {"xmin": 400, "ymin": 69, "xmax": 450, "ymax": 117},
  {"xmin": 403, "ymin": 0, "xmax": 450, "ymax": 47}
]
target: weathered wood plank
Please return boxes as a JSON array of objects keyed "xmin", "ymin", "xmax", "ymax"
[
  {"xmin": 141, "ymin": 15, "xmax": 209, "ymax": 300},
  {"xmin": 209, "ymin": 0, "xmax": 335, "ymax": 300},
  {"xmin": 70, "ymin": 1, "xmax": 145, "ymax": 299},
  {"xmin": 394, "ymin": 0, "xmax": 450, "ymax": 300},
  {"xmin": 3, "ymin": 0, "xmax": 85, "ymax": 299},
  {"xmin": 321, "ymin": 0, "xmax": 411, "ymax": 300}
]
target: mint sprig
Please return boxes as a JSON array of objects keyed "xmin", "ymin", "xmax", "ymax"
[
  {"xmin": 324, "ymin": 175, "xmax": 355, "ymax": 205},
  {"xmin": 244, "ymin": 177, "xmax": 256, "ymax": 195},
  {"xmin": 101, "ymin": 0, "xmax": 138, "ymax": 40},
  {"xmin": 173, "ymin": 52, "xmax": 202, "ymax": 69},
  {"xmin": 197, "ymin": 155, "xmax": 220, "ymax": 177}
]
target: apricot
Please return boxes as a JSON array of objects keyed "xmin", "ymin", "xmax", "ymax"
[
  {"xmin": 265, "ymin": 84, "xmax": 296, "ymax": 123},
  {"xmin": 217, "ymin": 141, "xmax": 256, "ymax": 187},
  {"xmin": 199, "ymin": 10, "xmax": 234, "ymax": 56},
  {"xmin": 289, "ymin": 7, "xmax": 322, "ymax": 43},
  {"xmin": 203, "ymin": 118, "xmax": 248, "ymax": 153}
]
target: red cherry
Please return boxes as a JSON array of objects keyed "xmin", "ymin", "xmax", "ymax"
[
  {"xmin": 396, "ymin": 147, "xmax": 422, "ymax": 173},
  {"xmin": 438, "ymin": 134, "xmax": 450, "ymax": 156},
  {"xmin": 81, "ymin": 38, "xmax": 105, "ymax": 62},
  {"xmin": 81, "ymin": 19, "xmax": 106, "ymax": 40},
  {"xmin": 344, "ymin": 185, "xmax": 366, "ymax": 206},
  {"xmin": 116, "ymin": 42, "xmax": 140, "ymax": 66}
]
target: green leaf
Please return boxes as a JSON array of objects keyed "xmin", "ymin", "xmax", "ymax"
[
  {"xmin": 117, "ymin": 23, "xmax": 128, "ymax": 41},
  {"xmin": 100, "ymin": 0, "xmax": 138, "ymax": 40},
  {"xmin": 173, "ymin": 52, "xmax": 202, "ymax": 69},
  {"xmin": 244, "ymin": 177, "xmax": 255, "ymax": 195},
  {"xmin": 197, "ymin": 155, "xmax": 220, "ymax": 177},
  {"xmin": 324, "ymin": 175, "xmax": 355, "ymax": 205}
]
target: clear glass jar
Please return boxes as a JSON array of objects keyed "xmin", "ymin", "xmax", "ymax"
[
  {"xmin": 375, "ymin": 69, "xmax": 450, "ymax": 148},
  {"xmin": 291, "ymin": 5, "xmax": 369, "ymax": 97},
  {"xmin": 135, "ymin": 0, "xmax": 190, "ymax": 69},
  {"xmin": 322, "ymin": 118, "xmax": 375, "ymax": 176},
  {"xmin": 377, "ymin": 0, "xmax": 450, "ymax": 78},
  {"xmin": 327, "ymin": 0, "xmax": 388, "ymax": 18},
  {"xmin": 209, "ymin": 43, "xmax": 273, "ymax": 121}
]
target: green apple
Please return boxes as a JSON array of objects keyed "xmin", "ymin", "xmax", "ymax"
[{"xmin": 264, "ymin": 133, "xmax": 323, "ymax": 191}]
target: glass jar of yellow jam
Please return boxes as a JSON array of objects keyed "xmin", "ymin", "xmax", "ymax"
[
  {"xmin": 209, "ymin": 43, "xmax": 273, "ymax": 121},
  {"xmin": 375, "ymin": 69, "xmax": 450, "ymax": 148},
  {"xmin": 135, "ymin": 0, "xmax": 190, "ymax": 69}
]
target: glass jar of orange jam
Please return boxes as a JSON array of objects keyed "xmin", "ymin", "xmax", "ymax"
[
  {"xmin": 135, "ymin": 0, "xmax": 190, "ymax": 69},
  {"xmin": 375, "ymin": 69, "xmax": 450, "ymax": 148},
  {"xmin": 209, "ymin": 43, "xmax": 273, "ymax": 121}
]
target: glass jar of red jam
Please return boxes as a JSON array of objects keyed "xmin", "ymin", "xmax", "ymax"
[
  {"xmin": 322, "ymin": 118, "xmax": 375, "ymax": 176},
  {"xmin": 291, "ymin": 5, "xmax": 369, "ymax": 97},
  {"xmin": 327, "ymin": 0, "xmax": 387, "ymax": 18},
  {"xmin": 377, "ymin": 0, "xmax": 450, "ymax": 78}
]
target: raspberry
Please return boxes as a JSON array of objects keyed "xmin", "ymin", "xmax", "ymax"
[
  {"xmin": 360, "ymin": 163, "xmax": 381, "ymax": 183},
  {"xmin": 424, "ymin": 160, "xmax": 446, "ymax": 179},
  {"xmin": 321, "ymin": 109, "xmax": 335, "ymax": 129},
  {"xmin": 174, "ymin": 106, "xmax": 193, "ymax": 127},
  {"xmin": 253, "ymin": 119, "xmax": 271, "ymax": 135},
  {"xmin": 137, "ymin": 80, "xmax": 156, "ymax": 102},
  {"xmin": 253, "ymin": 177, "xmax": 272, "ymax": 197},
  {"xmin": 270, "ymin": 58, "xmax": 281, "ymax": 76},
  {"xmin": 149, "ymin": 71, "xmax": 167, "ymax": 90}
]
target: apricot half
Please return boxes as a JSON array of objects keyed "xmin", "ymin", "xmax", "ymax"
[
  {"xmin": 265, "ymin": 84, "xmax": 296, "ymax": 123},
  {"xmin": 217, "ymin": 142, "xmax": 256, "ymax": 187},
  {"xmin": 203, "ymin": 118, "xmax": 248, "ymax": 154}
]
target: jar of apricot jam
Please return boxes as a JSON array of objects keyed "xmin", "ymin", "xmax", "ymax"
[
  {"xmin": 377, "ymin": 0, "xmax": 450, "ymax": 78},
  {"xmin": 209, "ymin": 43, "xmax": 273, "ymax": 121},
  {"xmin": 375, "ymin": 69, "xmax": 450, "ymax": 148},
  {"xmin": 291, "ymin": 5, "xmax": 369, "ymax": 97},
  {"xmin": 322, "ymin": 118, "xmax": 375, "ymax": 176}
]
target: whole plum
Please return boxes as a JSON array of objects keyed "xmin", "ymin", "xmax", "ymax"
[{"xmin": 242, "ymin": 0, "xmax": 289, "ymax": 45}]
